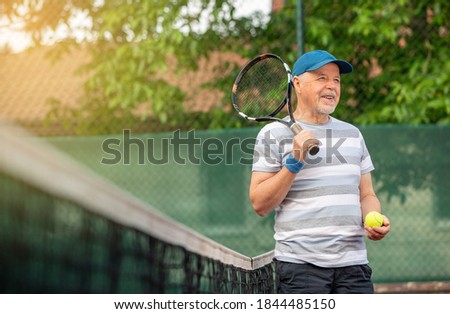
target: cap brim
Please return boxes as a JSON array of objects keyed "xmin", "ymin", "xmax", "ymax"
[
  {"xmin": 308, "ymin": 59, "xmax": 353, "ymax": 74},
  {"xmin": 334, "ymin": 60, "xmax": 353, "ymax": 74}
]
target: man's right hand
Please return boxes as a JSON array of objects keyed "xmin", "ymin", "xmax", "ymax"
[{"xmin": 292, "ymin": 130, "xmax": 319, "ymax": 162}]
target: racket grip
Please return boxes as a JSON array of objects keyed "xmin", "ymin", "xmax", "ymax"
[{"xmin": 290, "ymin": 124, "xmax": 320, "ymax": 156}]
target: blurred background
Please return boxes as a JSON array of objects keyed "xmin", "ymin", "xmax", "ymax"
[{"xmin": 1, "ymin": 0, "xmax": 449, "ymax": 287}]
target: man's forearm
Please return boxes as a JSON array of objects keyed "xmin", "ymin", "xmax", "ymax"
[
  {"xmin": 361, "ymin": 194, "xmax": 381, "ymax": 222},
  {"xmin": 250, "ymin": 168, "xmax": 297, "ymax": 216}
]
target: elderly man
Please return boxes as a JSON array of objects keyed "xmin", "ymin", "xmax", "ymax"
[{"xmin": 250, "ymin": 50, "xmax": 390, "ymax": 293}]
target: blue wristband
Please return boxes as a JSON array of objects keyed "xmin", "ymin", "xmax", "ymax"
[{"xmin": 285, "ymin": 153, "xmax": 304, "ymax": 174}]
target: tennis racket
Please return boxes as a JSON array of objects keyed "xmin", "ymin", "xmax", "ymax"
[{"xmin": 231, "ymin": 53, "xmax": 320, "ymax": 156}]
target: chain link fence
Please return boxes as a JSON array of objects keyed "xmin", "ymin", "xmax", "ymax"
[{"xmin": 1, "ymin": 1, "xmax": 449, "ymax": 285}]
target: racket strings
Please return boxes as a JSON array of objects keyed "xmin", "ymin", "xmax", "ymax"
[{"xmin": 234, "ymin": 58, "xmax": 288, "ymax": 118}]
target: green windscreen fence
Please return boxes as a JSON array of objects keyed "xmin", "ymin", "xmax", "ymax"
[{"xmin": 44, "ymin": 125, "xmax": 450, "ymax": 284}]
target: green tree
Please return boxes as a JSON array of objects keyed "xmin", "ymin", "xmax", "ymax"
[
  {"xmin": 241, "ymin": 0, "xmax": 450, "ymax": 125},
  {"xmin": 2, "ymin": 0, "xmax": 449, "ymax": 134},
  {"xmin": 1, "ymin": 0, "xmax": 266, "ymax": 133}
]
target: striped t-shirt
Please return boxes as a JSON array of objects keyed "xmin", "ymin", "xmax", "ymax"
[{"xmin": 252, "ymin": 117, "xmax": 374, "ymax": 267}]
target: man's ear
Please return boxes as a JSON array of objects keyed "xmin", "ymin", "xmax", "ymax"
[{"xmin": 292, "ymin": 76, "xmax": 301, "ymax": 95}]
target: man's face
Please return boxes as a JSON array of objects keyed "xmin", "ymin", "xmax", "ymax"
[{"xmin": 293, "ymin": 63, "xmax": 341, "ymax": 115}]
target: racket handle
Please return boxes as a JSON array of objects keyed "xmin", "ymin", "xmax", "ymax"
[
  {"xmin": 290, "ymin": 124, "xmax": 320, "ymax": 156},
  {"xmin": 290, "ymin": 123, "xmax": 302, "ymax": 134}
]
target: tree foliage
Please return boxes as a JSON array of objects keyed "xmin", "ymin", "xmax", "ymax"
[
  {"xmin": 261, "ymin": 0, "xmax": 450, "ymax": 125},
  {"xmin": 2, "ymin": 0, "xmax": 449, "ymax": 133}
]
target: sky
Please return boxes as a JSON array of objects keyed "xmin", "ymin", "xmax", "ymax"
[
  {"xmin": 235, "ymin": 0, "xmax": 272, "ymax": 17},
  {"xmin": 0, "ymin": 0, "xmax": 272, "ymax": 53}
]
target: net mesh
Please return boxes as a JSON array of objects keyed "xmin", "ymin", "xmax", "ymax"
[
  {"xmin": 233, "ymin": 56, "xmax": 289, "ymax": 118},
  {"xmin": 0, "ymin": 122, "xmax": 275, "ymax": 293}
]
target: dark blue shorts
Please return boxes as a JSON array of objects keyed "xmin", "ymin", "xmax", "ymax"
[{"xmin": 275, "ymin": 260, "xmax": 374, "ymax": 294}]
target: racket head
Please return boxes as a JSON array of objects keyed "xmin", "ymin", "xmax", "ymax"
[{"xmin": 232, "ymin": 53, "xmax": 291, "ymax": 121}]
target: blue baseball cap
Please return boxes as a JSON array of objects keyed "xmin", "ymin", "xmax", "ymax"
[{"xmin": 292, "ymin": 50, "xmax": 353, "ymax": 77}]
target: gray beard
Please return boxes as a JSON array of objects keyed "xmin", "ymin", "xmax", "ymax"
[{"xmin": 316, "ymin": 105, "xmax": 336, "ymax": 115}]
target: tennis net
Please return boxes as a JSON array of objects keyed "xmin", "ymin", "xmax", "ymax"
[{"xmin": 0, "ymin": 120, "xmax": 275, "ymax": 293}]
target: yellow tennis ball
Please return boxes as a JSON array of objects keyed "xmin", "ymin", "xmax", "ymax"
[{"xmin": 365, "ymin": 211, "xmax": 384, "ymax": 227}]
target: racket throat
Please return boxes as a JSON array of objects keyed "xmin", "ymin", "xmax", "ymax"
[{"xmin": 238, "ymin": 111, "xmax": 255, "ymax": 121}]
